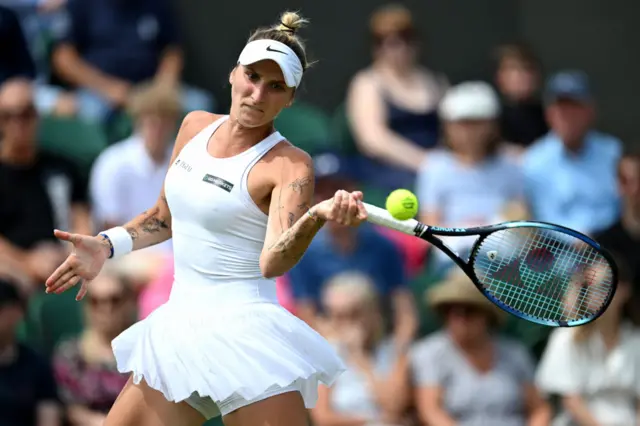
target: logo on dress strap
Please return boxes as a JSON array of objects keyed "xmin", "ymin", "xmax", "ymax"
[
  {"xmin": 174, "ymin": 159, "xmax": 193, "ymax": 173},
  {"xmin": 203, "ymin": 174, "xmax": 234, "ymax": 192}
]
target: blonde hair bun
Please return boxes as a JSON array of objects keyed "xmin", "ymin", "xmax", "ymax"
[{"xmin": 276, "ymin": 11, "xmax": 309, "ymax": 35}]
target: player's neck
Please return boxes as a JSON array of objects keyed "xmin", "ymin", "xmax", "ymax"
[
  {"xmin": 0, "ymin": 138, "xmax": 36, "ymax": 165},
  {"xmin": 224, "ymin": 116, "xmax": 274, "ymax": 151}
]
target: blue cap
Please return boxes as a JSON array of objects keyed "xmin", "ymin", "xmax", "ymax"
[{"xmin": 545, "ymin": 70, "xmax": 592, "ymax": 104}]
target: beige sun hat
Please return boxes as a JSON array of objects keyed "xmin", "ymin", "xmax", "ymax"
[{"xmin": 426, "ymin": 269, "xmax": 507, "ymax": 324}]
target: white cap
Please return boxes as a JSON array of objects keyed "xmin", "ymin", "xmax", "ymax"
[
  {"xmin": 438, "ymin": 81, "xmax": 501, "ymax": 121},
  {"xmin": 237, "ymin": 39, "xmax": 303, "ymax": 88}
]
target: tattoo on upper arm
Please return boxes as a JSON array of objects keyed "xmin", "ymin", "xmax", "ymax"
[{"xmin": 288, "ymin": 176, "xmax": 311, "ymax": 194}]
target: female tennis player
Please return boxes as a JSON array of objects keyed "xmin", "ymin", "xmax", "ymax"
[{"xmin": 45, "ymin": 11, "xmax": 367, "ymax": 426}]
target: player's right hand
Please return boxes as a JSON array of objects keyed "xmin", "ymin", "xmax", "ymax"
[
  {"xmin": 45, "ymin": 230, "xmax": 110, "ymax": 300},
  {"xmin": 314, "ymin": 190, "xmax": 368, "ymax": 226}
]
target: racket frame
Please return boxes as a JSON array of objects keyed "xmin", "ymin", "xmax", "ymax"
[{"xmin": 362, "ymin": 203, "xmax": 619, "ymax": 327}]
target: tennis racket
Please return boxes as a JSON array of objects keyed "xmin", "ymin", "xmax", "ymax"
[{"xmin": 362, "ymin": 202, "xmax": 618, "ymax": 327}]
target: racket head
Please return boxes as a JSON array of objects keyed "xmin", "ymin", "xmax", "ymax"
[{"xmin": 467, "ymin": 221, "xmax": 618, "ymax": 327}]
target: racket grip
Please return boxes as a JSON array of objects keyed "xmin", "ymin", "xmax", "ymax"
[{"xmin": 362, "ymin": 202, "xmax": 419, "ymax": 235}]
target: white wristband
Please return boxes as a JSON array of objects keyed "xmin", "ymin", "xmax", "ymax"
[{"xmin": 99, "ymin": 227, "xmax": 133, "ymax": 259}]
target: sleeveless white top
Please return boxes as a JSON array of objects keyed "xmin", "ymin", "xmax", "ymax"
[
  {"xmin": 112, "ymin": 116, "xmax": 346, "ymax": 409},
  {"xmin": 164, "ymin": 115, "xmax": 284, "ymax": 292}
]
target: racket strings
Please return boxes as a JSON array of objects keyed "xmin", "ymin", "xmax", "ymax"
[{"xmin": 472, "ymin": 227, "xmax": 614, "ymax": 325}]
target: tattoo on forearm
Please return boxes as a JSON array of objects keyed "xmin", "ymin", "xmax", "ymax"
[
  {"xmin": 269, "ymin": 212, "xmax": 325, "ymax": 263},
  {"xmin": 125, "ymin": 206, "xmax": 169, "ymax": 241}
]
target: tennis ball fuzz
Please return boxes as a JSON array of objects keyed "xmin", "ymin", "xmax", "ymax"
[{"xmin": 386, "ymin": 189, "xmax": 419, "ymax": 220}]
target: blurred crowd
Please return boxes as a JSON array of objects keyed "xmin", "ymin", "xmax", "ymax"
[{"xmin": 1, "ymin": 1, "xmax": 640, "ymax": 426}]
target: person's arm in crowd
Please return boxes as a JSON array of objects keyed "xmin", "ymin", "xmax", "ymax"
[
  {"xmin": 412, "ymin": 340, "xmax": 458, "ymax": 426},
  {"xmin": 155, "ymin": 46, "xmax": 183, "ymax": 86},
  {"xmin": 311, "ymin": 385, "xmax": 369, "ymax": 426},
  {"xmin": 153, "ymin": 0, "xmax": 183, "ymax": 86},
  {"xmin": 383, "ymin": 240, "xmax": 418, "ymax": 347},
  {"xmin": 0, "ymin": 236, "xmax": 61, "ymax": 283},
  {"xmin": 353, "ymin": 347, "xmax": 411, "ymax": 422},
  {"xmin": 562, "ymin": 395, "xmax": 601, "ymax": 426},
  {"xmin": 51, "ymin": 0, "xmax": 129, "ymax": 103},
  {"xmin": 37, "ymin": 402, "xmax": 61, "ymax": 426},
  {"xmin": 414, "ymin": 154, "xmax": 442, "ymax": 226},
  {"xmin": 0, "ymin": 235, "xmax": 27, "ymax": 266},
  {"xmin": 346, "ymin": 72, "xmax": 428, "ymax": 171},
  {"xmin": 70, "ymin": 203, "xmax": 93, "ymax": 236},
  {"xmin": 523, "ymin": 383, "xmax": 551, "ymax": 426},
  {"xmin": 53, "ymin": 44, "xmax": 129, "ymax": 103},
  {"xmin": 67, "ymin": 405, "xmax": 106, "ymax": 426},
  {"xmin": 391, "ymin": 288, "xmax": 418, "ymax": 347},
  {"xmin": 415, "ymin": 386, "xmax": 457, "ymax": 426}
]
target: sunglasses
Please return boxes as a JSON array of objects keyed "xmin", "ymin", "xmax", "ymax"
[{"xmin": 0, "ymin": 105, "xmax": 37, "ymax": 123}]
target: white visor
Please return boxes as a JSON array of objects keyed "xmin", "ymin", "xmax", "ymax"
[{"xmin": 237, "ymin": 39, "xmax": 303, "ymax": 88}]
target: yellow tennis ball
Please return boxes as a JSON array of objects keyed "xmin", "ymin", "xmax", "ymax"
[{"xmin": 386, "ymin": 189, "xmax": 419, "ymax": 220}]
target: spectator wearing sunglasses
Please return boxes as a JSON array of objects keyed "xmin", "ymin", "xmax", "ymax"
[
  {"xmin": 52, "ymin": 264, "xmax": 135, "ymax": 426},
  {"xmin": 0, "ymin": 276, "xmax": 61, "ymax": 426},
  {"xmin": 0, "ymin": 78, "xmax": 90, "ymax": 285},
  {"xmin": 346, "ymin": 3, "xmax": 448, "ymax": 193}
]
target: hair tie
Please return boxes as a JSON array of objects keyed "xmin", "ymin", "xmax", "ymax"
[{"xmin": 280, "ymin": 22, "xmax": 296, "ymax": 34}]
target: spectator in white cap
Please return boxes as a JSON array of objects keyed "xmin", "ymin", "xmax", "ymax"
[{"xmin": 416, "ymin": 81, "xmax": 528, "ymax": 274}]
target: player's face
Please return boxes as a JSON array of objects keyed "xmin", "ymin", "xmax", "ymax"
[{"xmin": 230, "ymin": 62, "xmax": 295, "ymax": 128}]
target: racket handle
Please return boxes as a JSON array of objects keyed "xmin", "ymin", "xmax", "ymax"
[{"xmin": 362, "ymin": 202, "xmax": 420, "ymax": 235}]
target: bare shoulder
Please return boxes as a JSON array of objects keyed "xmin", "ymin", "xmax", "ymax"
[
  {"xmin": 268, "ymin": 141, "xmax": 314, "ymax": 172},
  {"xmin": 174, "ymin": 111, "xmax": 224, "ymax": 151},
  {"xmin": 349, "ymin": 68, "xmax": 376, "ymax": 92}
]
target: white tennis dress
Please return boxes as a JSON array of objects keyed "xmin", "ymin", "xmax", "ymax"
[{"xmin": 111, "ymin": 115, "xmax": 346, "ymax": 418}]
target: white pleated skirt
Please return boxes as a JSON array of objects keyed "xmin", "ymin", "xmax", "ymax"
[{"xmin": 111, "ymin": 279, "xmax": 345, "ymax": 412}]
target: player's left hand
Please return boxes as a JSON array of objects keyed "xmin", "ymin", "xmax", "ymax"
[{"xmin": 314, "ymin": 190, "xmax": 368, "ymax": 226}]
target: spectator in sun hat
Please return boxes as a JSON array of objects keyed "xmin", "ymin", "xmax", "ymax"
[
  {"xmin": 409, "ymin": 270, "xmax": 550, "ymax": 426},
  {"xmin": 522, "ymin": 70, "xmax": 622, "ymax": 236}
]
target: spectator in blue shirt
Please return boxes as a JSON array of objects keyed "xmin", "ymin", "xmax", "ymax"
[
  {"xmin": 286, "ymin": 151, "xmax": 418, "ymax": 347},
  {"xmin": 522, "ymin": 70, "xmax": 622, "ymax": 235},
  {"xmin": 47, "ymin": 0, "xmax": 214, "ymax": 122}
]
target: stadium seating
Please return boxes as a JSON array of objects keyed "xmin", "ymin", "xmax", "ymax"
[
  {"xmin": 38, "ymin": 115, "xmax": 108, "ymax": 177},
  {"xmin": 274, "ymin": 102, "xmax": 332, "ymax": 155}
]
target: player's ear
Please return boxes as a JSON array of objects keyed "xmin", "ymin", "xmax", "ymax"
[
  {"xmin": 285, "ymin": 89, "xmax": 296, "ymax": 108},
  {"xmin": 229, "ymin": 66, "xmax": 238, "ymax": 85}
]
